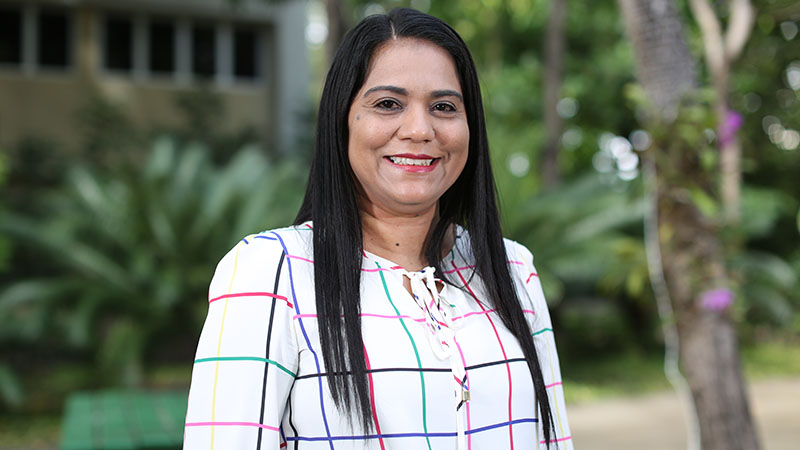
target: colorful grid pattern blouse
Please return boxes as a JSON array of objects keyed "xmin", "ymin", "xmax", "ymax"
[{"xmin": 184, "ymin": 223, "xmax": 573, "ymax": 449}]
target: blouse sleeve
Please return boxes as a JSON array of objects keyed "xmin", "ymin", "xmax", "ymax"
[
  {"xmin": 512, "ymin": 242, "xmax": 574, "ymax": 450},
  {"xmin": 184, "ymin": 236, "xmax": 299, "ymax": 449}
]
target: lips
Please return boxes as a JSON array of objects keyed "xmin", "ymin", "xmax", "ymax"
[{"xmin": 384, "ymin": 154, "xmax": 441, "ymax": 172}]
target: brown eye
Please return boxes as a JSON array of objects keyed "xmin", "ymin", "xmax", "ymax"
[
  {"xmin": 376, "ymin": 99, "xmax": 401, "ymax": 110},
  {"xmin": 432, "ymin": 102, "xmax": 456, "ymax": 113}
]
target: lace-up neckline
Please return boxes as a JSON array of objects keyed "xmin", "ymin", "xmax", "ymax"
[{"xmin": 362, "ymin": 250, "xmax": 470, "ymax": 450}]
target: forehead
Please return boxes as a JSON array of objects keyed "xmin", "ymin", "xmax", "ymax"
[{"xmin": 361, "ymin": 38, "xmax": 461, "ymax": 93}]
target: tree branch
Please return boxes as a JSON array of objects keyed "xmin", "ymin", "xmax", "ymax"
[
  {"xmin": 688, "ymin": 0, "xmax": 726, "ymax": 82},
  {"xmin": 724, "ymin": 0, "xmax": 756, "ymax": 60}
]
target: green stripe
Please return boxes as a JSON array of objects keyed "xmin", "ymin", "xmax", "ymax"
[
  {"xmin": 532, "ymin": 327, "xmax": 554, "ymax": 336},
  {"xmin": 195, "ymin": 356, "xmax": 296, "ymax": 377},
  {"xmin": 376, "ymin": 262, "xmax": 433, "ymax": 450}
]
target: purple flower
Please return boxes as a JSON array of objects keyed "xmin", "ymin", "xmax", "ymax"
[
  {"xmin": 699, "ymin": 288, "xmax": 734, "ymax": 312},
  {"xmin": 718, "ymin": 110, "xmax": 743, "ymax": 147}
]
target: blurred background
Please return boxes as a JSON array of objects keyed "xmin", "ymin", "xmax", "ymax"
[{"xmin": 0, "ymin": 0, "xmax": 797, "ymax": 449}]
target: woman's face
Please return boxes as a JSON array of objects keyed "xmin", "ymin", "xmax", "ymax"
[{"xmin": 347, "ymin": 38, "xmax": 469, "ymax": 218}]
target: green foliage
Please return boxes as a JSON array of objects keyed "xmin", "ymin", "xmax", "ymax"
[
  {"xmin": 503, "ymin": 174, "xmax": 647, "ymax": 300},
  {"xmin": 0, "ymin": 138, "xmax": 305, "ymax": 394},
  {"xmin": 732, "ymin": 186, "xmax": 800, "ymax": 332},
  {"xmin": 0, "ymin": 151, "xmax": 8, "ymax": 272},
  {"xmin": 0, "ymin": 364, "xmax": 23, "ymax": 409},
  {"xmin": 499, "ymin": 173, "xmax": 655, "ymax": 354}
]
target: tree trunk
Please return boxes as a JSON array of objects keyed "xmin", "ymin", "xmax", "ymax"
[
  {"xmin": 541, "ymin": 0, "xmax": 567, "ymax": 188},
  {"xmin": 325, "ymin": 0, "xmax": 348, "ymax": 68},
  {"xmin": 656, "ymin": 173, "xmax": 760, "ymax": 450},
  {"xmin": 618, "ymin": 1, "xmax": 761, "ymax": 449}
]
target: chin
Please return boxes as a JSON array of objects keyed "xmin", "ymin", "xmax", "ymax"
[{"xmin": 390, "ymin": 195, "xmax": 441, "ymax": 212}]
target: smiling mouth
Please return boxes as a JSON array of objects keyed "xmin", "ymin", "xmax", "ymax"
[{"xmin": 387, "ymin": 156, "xmax": 438, "ymax": 166}]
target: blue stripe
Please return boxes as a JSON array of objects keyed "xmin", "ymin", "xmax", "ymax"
[
  {"xmin": 269, "ymin": 231, "xmax": 334, "ymax": 450},
  {"xmin": 285, "ymin": 418, "xmax": 538, "ymax": 442}
]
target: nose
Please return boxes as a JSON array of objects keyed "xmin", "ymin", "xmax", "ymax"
[{"xmin": 397, "ymin": 105, "xmax": 434, "ymax": 142}]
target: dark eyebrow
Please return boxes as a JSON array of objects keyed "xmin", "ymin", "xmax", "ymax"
[
  {"xmin": 363, "ymin": 85, "xmax": 408, "ymax": 97},
  {"xmin": 362, "ymin": 86, "xmax": 464, "ymax": 103},
  {"xmin": 432, "ymin": 89, "xmax": 464, "ymax": 102}
]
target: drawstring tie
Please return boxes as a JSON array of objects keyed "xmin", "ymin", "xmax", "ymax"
[{"xmin": 401, "ymin": 267, "xmax": 469, "ymax": 450}]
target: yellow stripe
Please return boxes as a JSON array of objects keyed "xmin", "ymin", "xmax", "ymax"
[
  {"xmin": 210, "ymin": 244, "xmax": 242, "ymax": 450},
  {"xmin": 545, "ymin": 336, "xmax": 566, "ymax": 439},
  {"xmin": 525, "ymin": 247, "xmax": 565, "ymax": 439}
]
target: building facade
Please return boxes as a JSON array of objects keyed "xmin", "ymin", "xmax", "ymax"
[{"xmin": 0, "ymin": 0, "xmax": 308, "ymax": 153}]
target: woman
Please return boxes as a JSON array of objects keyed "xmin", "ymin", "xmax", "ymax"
[{"xmin": 184, "ymin": 8, "xmax": 572, "ymax": 450}]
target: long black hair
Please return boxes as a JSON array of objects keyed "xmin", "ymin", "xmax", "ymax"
[{"xmin": 294, "ymin": 7, "xmax": 556, "ymax": 446}]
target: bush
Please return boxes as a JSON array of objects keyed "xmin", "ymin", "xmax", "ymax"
[{"xmin": 0, "ymin": 138, "xmax": 305, "ymax": 403}]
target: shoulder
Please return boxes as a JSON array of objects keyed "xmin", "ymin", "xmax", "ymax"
[
  {"xmin": 502, "ymin": 238, "xmax": 535, "ymax": 266},
  {"xmin": 450, "ymin": 227, "xmax": 535, "ymax": 267},
  {"xmin": 209, "ymin": 223, "xmax": 314, "ymax": 297},
  {"xmin": 500, "ymin": 238, "xmax": 539, "ymax": 288}
]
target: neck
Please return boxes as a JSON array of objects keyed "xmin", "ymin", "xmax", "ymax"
[{"xmin": 359, "ymin": 199, "xmax": 452, "ymax": 272}]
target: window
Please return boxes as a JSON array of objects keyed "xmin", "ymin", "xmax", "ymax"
[
  {"xmin": 0, "ymin": 6, "xmax": 22, "ymax": 65},
  {"xmin": 38, "ymin": 9, "xmax": 70, "ymax": 68},
  {"xmin": 105, "ymin": 16, "xmax": 133, "ymax": 71},
  {"xmin": 192, "ymin": 25, "xmax": 215, "ymax": 78},
  {"xmin": 234, "ymin": 28, "xmax": 258, "ymax": 79},
  {"xmin": 149, "ymin": 20, "xmax": 174, "ymax": 74}
]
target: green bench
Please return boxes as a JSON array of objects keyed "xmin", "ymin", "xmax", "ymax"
[{"xmin": 60, "ymin": 390, "xmax": 187, "ymax": 450}]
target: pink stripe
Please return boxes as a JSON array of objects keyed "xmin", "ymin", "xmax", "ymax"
[
  {"xmin": 452, "ymin": 309, "xmax": 494, "ymax": 321},
  {"xmin": 443, "ymin": 260, "xmax": 524, "ymax": 274},
  {"xmin": 186, "ymin": 421, "xmax": 280, "ymax": 432},
  {"xmin": 209, "ymin": 292, "xmax": 292, "ymax": 308},
  {"xmin": 361, "ymin": 267, "xmax": 398, "ymax": 273},
  {"xmin": 525, "ymin": 272, "xmax": 539, "ymax": 284},
  {"xmin": 293, "ymin": 310, "xmax": 531, "ymax": 323},
  {"xmin": 453, "ymin": 336, "xmax": 472, "ymax": 450},
  {"xmin": 452, "ymin": 261, "xmax": 515, "ymax": 450},
  {"xmin": 443, "ymin": 265, "xmax": 475, "ymax": 274},
  {"xmin": 540, "ymin": 436, "xmax": 572, "ymax": 444},
  {"xmin": 545, "ymin": 381, "xmax": 563, "ymax": 389},
  {"xmin": 293, "ymin": 312, "xmax": 427, "ymax": 323},
  {"xmin": 288, "ymin": 254, "xmax": 405, "ymax": 273},
  {"xmin": 363, "ymin": 345, "xmax": 387, "ymax": 450},
  {"xmin": 363, "ymin": 312, "xmax": 425, "ymax": 322},
  {"xmin": 287, "ymin": 254, "xmax": 314, "ymax": 264}
]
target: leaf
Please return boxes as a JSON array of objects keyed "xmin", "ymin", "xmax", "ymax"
[
  {"xmin": 98, "ymin": 318, "xmax": 145, "ymax": 387},
  {"xmin": 0, "ymin": 364, "xmax": 24, "ymax": 408},
  {"xmin": 0, "ymin": 278, "xmax": 75, "ymax": 310},
  {"xmin": 689, "ymin": 187, "xmax": 719, "ymax": 219},
  {"xmin": 734, "ymin": 250, "xmax": 797, "ymax": 291},
  {"xmin": 740, "ymin": 187, "xmax": 794, "ymax": 238}
]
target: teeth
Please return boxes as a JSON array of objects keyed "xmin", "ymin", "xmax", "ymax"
[{"xmin": 389, "ymin": 156, "xmax": 435, "ymax": 166}]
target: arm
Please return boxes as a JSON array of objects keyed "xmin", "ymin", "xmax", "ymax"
[
  {"xmin": 184, "ymin": 236, "xmax": 298, "ymax": 449},
  {"xmin": 513, "ymin": 242, "xmax": 574, "ymax": 450}
]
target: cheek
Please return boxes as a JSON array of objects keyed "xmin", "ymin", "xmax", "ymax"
[
  {"xmin": 448, "ymin": 125, "xmax": 470, "ymax": 164},
  {"xmin": 350, "ymin": 120, "xmax": 392, "ymax": 154}
]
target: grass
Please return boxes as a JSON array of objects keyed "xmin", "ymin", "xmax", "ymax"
[
  {"xmin": 561, "ymin": 350, "xmax": 671, "ymax": 404},
  {"xmin": 0, "ymin": 413, "xmax": 60, "ymax": 450},
  {"xmin": 741, "ymin": 339, "xmax": 800, "ymax": 378},
  {"xmin": 561, "ymin": 338, "xmax": 800, "ymax": 404}
]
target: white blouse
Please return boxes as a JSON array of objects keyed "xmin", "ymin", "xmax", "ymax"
[{"xmin": 184, "ymin": 223, "xmax": 573, "ymax": 449}]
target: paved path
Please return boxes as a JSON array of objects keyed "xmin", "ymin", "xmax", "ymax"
[{"xmin": 567, "ymin": 377, "xmax": 800, "ymax": 450}]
